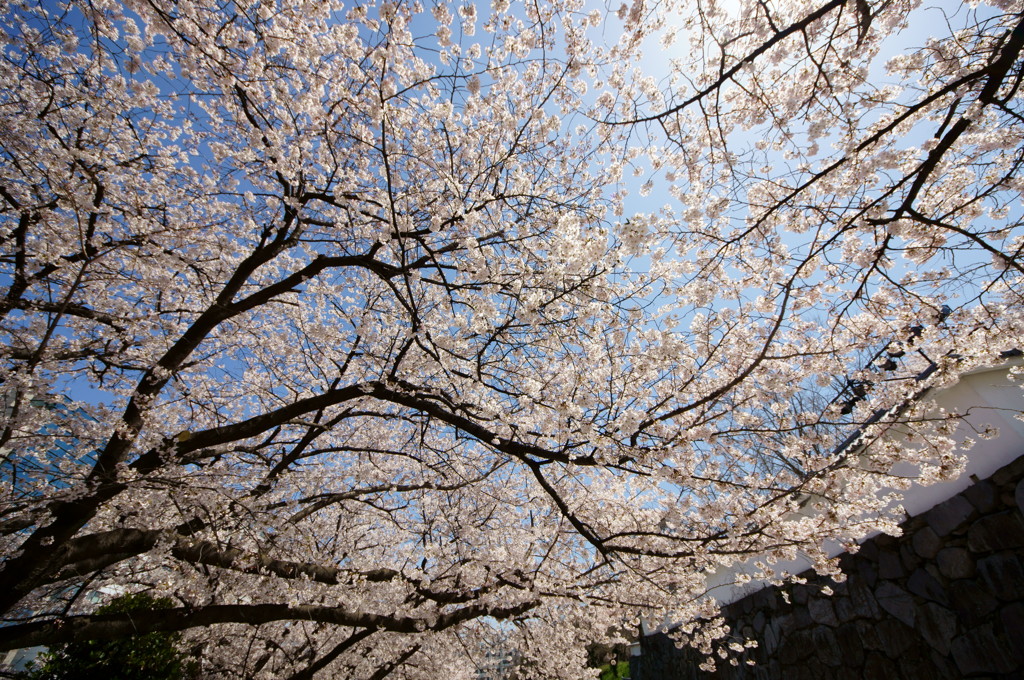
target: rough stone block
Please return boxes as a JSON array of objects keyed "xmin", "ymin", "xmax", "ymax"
[
  {"xmin": 951, "ymin": 623, "xmax": 1020, "ymax": 674},
  {"xmin": 977, "ymin": 552, "xmax": 1024, "ymax": 600},
  {"xmin": 761, "ymin": 660, "xmax": 782, "ymax": 680},
  {"xmin": 749, "ymin": 587, "xmax": 776, "ymax": 611},
  {"xmin": 911, "ymin": 526, "xmax": 941, "ymax": 559},
  {"xmin": 810, "ymin": 628, "xmax": 841, "ymax": 667},
  {"xmin": 908, "ymin": 567, "xmax": 949, "ymax": 605},
  {"xmin": 855, "ymin": 559, "xmax": 878, "ymax": 588},
  {"xmin": 808, "ymin": 597, "xmax": 839, "ymax": 627},
  {"xmin": 877, "ymin": 550, "xmax": 904, "ymax": 580},
  {"xmin": 835, "ymin": 623, "xmax": 865, "ymax": 668},
  {"xmin": 990, "ymin": 455, "xmax": 1024, "ymax": 486},
  {"xmin": 763, "ymin": 618, "xmax": 782, "ymax": 654},
  {"xmin": 948, "ymin": 580, "xmax": 999, "ymax": 625},
  {"xmin": 790, "ymin": 604, "xmax": 812, "ymax": 629},
  {"xmin": 855, "ymin": 619, "xmax": 885, "ymax": 652},
  {"xmin": 875, "ymin": 582, "xmax": 916, "ymax": 628},
  {"xmin": 1001, "ymin": 601, "xmax": 1024, "ymax": 649},
  {"xmin": 916, "ymin": 602, "xmax": 958, "ymax": 655},
  {"xmin": 926, "ymin": 495, "xmax": 974, "ymax": 536},
  {"xmin": 875, "ymin": 618, "xmax": 916, "ymax": 657},
  {"xmin": 967, "ymin": 510, "xmax": 1024, "ymax": 553},
  {"xmin": 964, "ymin": 479, "xmax": 999, "ymax": 513},
  {"xmin": 899, "ymin": 542, "xmax": 922, "ymax": 572},
  {"xmin": 896, "ymin": 646, "xmax": 957, "ymax": 679},
  {"xmin": 777, "ymin": 629, "xmax": 815, "ymax": 665},
  {"xmin": 751, "ymin": 610, "xmax": 765, "ymax": 634},
  {"xmin": 834, "ymin": 580, "xmax": 879, "ymax": 621},
  {"xmin": 786, "ymin": 658, "xmax": 827, "ymax": 680},
  {"xmin": 857, "ymin": 539, "xmax": 880, "ymax": 561},
  {"xmin": 862, "ymin": 651, "xmax": 898, "ymax": 680},
  {"xmin": 936, "ymin": 546, "xmax": 975, "ymax": 579}
]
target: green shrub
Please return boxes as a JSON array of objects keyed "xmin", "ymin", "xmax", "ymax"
[
  {"xmin": 21, "ymin": 593, "xmax": 192, "ymax": 680},
  {"xmin": 599, "ymin": 659, "xmax": 630, "ymax": 680}
]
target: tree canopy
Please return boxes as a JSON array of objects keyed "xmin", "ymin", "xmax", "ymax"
[{"xmin": 0, "ymin": 0, "xmax": 1021, "ymax": 677}]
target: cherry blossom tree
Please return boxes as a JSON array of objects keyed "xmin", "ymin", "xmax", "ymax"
[{"xmin": 0, "ymin": 0, "xmax": 1021, "ymax": 677}]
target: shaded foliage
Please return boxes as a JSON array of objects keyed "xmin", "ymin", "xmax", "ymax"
[{"xmin": 20, "ymin": 594, "xmax": 192, "ymax": 680}]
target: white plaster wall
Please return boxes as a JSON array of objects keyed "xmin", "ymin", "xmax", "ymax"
[{"xmin": 701, "ymin": 356, "xmax": 1024, "ymax": 607}]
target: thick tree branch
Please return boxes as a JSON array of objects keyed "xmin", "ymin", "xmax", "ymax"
[{"xmin": 0, "ymin": 600, "xmax": 538, "ymax": 652}]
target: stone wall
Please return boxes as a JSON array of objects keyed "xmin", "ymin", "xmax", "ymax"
[{"xmin": 634, "ymin": 454, "xmax": 1024, "ymax": 680}]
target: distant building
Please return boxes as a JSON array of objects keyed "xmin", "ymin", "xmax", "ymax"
[
  {"xmin": 1, "ymin": 645, "xmax": 46, "ymax": 674},
  {"xmin": 475, "ymin": 648, "xmax": 520, "ymax": 680},
  {"xmin": 0, "ymin": 392, "xmax": 104, "ymax": 675},
  {"xmin": 0, "ymin": 392, "xmax": 98, "ymax": 496},
  {"xmin": 0, "ymin": 587, "xmax": 118, "ymax": 675}
]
